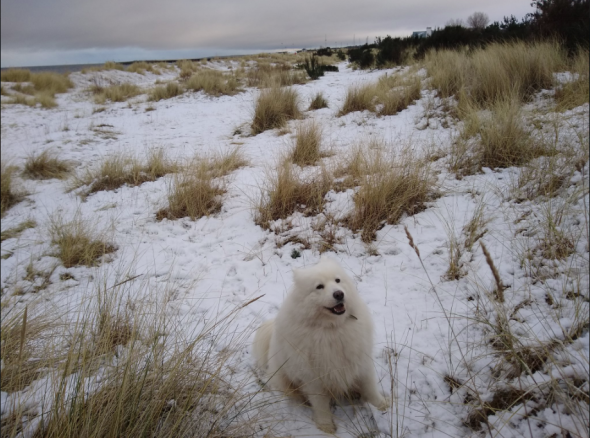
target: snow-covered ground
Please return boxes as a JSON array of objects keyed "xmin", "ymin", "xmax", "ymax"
[{"xmin": 1, "ymin": 60, "xmax": 588, "ymax": 437}]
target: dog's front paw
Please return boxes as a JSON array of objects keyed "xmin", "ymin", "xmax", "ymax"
[
  {"xmin": 315, "ymin": 420, "xmax": 336, "ymax": 434},
  {"xmin": 313, "ymin": 414, "xmax": 336, "ymax": 434},
  {"xmin": 373, "ymin": 396, "xmax": 391, "ymax": 411}
]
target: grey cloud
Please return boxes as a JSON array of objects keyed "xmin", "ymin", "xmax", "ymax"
[{"xmin": 1, "ymin": 0, "xmax": 534, "ymax": 66}]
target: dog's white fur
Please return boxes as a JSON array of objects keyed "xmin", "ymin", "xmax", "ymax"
[{"xmin": 253, "ymin": 256, "xmax": 389, "ymax": 433}]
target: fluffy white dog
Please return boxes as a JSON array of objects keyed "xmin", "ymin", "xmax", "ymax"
[{"xmin": 253, "ymin": 256, "xmax": 389, "ymax": 433}]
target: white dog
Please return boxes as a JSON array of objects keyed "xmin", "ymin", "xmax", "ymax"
[{"xmin": 253, "ymin": 256, "xmax": 389, "ymax": 433}]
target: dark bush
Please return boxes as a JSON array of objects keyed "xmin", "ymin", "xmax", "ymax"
[
  {"xmin": 348, "ymin": 44, "xmax": 375, "ymax": 69},
  {"xmin": 376, "ymin": 36, "xmax": 404, "ymax": 66},
  {"xmin": 316, "ymin": 47, "xmax": 333, "ymax": 57},
  {"xmin": 301, "ymin": 55, "xmax": 324, "ymax": 79},
  {"xmin": 299, "ymin": 55, "xmax": 338, "ymax": 79},
  {"xmin": 530, "ymin": 0, "xmax": 589, "ymax": 52}
]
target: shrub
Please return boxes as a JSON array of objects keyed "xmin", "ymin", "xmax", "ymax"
[
  {"xmin": 251, "ymin": 86, "xmax": 301, "ymax": 134},
  {"xmin": 348, "ymin": 44, "xmax": 375, "ymax": 69},
  {"xmin": 23, "ymin": 150, "xmax": 71, "ymax": 179},
  {"xmin": 375, "ymin": 36, "xmax": 404, "ymax": 67},
  {"xmin": 301, "ymin": 54, "xmax": 324, "ymax": 80},
  {"xmin": 148, "ymin": 82, "xmax": 183, "ymax": 101}
]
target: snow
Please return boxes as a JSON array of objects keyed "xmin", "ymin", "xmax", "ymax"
[{"xmin": 1, "ymin": 60, "xmax": 589, "ymax": 438}]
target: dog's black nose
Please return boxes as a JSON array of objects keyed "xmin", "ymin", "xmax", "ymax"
[{"xmin": 333, "ymin": 291, "xmax": 344, "ymax": 301}]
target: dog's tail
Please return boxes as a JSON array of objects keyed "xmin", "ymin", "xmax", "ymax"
[{"xmin": 252, "ymin": 319, "xmax": 274, "ymax": 370}]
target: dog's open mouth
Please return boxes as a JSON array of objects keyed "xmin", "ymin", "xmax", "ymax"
[{"xmin": 326, "ymin": 303, "xmax": 346, "ymax": 315}]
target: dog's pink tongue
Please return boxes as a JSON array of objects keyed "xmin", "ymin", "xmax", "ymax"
[{"xmin": 334, "ymin": 303, "xmax": 345, "ymax": 313}]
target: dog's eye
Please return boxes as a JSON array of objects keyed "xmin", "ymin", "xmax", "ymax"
[
  {"xmin": 316, "ymin": 284, "xmax": 324, "ymax": 290},
  {"xmin": 335, "ymin": 278, "xmax": 340, "ymax": 283}
]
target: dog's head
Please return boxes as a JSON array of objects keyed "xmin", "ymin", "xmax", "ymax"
[{"xmin": 292, "ymin": 256, "xmax": 357, "ymax": 319}]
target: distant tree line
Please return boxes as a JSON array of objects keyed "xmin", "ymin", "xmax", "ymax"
[{"xmin": 346, "ymin": 0, "xmax": 589, "ymax": 68}]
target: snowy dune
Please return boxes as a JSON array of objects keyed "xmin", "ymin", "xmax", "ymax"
[{"xmin": 1, "ymin": 59, "xmax": 588, "ymax": 437}]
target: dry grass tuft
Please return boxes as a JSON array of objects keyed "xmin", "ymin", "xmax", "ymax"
[
  {"xmin": 291, "ymin": 121, "xmax": 323, "ymax": 166},
  {"xmin": 23, "ymin": 150, "xmax": 71, "ymax": 180},
  {"xmin": 1, "ymin": 69, "xmax": 32, "ymax": 82},
  {"xmin": 245, "ymin": 62, "xmax": 307, "ymax": 88},
  {"xmin": 555, "ymin": 48, "xmax": 589, "ymax": 111},
  {"xmin": 2, "ymin": 283, "xmax": 263, "ymax": 438},
  {"xmin": 255, "ymin": 160, "xmax": 333, "ymax": 229},
  {"xmin": 376, "ymin": 74, "xmax": 422, "ymax": 116},
  {"xmin": 426, "ymin": 41, "xmax": 565, "ymax": 107},
  {"xmin": 251, "ymin": 86, "xmax": 301, "ymax": 134},
  {"xmin": 148, "ymin": 82, "xmax": 183, "ymax": 101},
  {"xmin": 126, "ymin": 61, "xmax": 157, "ymax": 75},
  {"xmin": 2, "ymin": 70, "xmax": 72, "ymax": 108},
  {"xmin": 156, "ymin": 161, "xmax": 226, "ymax": 221},
  {"xmin": 50, "ymin": 217, "xmax": 116, "ymax": 267},
  {"xmin": 81, "ymin": 61, "xmax": 126, "ymax": 73},
  {"xmin": 338, "ymin": 83, "xmax": 376, "ymax": 116},
  {"xmin": 184, "ymin": 69, "xmax": 241, "ymax": 96},
  {"xmin": 30, "ymin": 72, "xmax": 73, "ymax": 95},
  {"xmin": 177, "ymin": 59, "xmax": 199, "ymax": 80},
  {"xmin": 1, "ymin": 219, "xmax": 36, "ymax": 242},
  {"xmin": 205, "ymin": 147, "xmax": 248, "ymax": 178},
  {"xmin": 465, "ymin": 387, "xmax": 529, "ymax": 431},
  {"xmin": 1, "ymin": 163, "xmax": 24, "ymax": 217},
  {"xmin": 451, "ymin": 96, "xmax": 550, "ymax": 177},
  {"xmin": 0, "ymin": 308, "xmax": 52, "ymax": 394},
  {"xmin": 424, "ymin": 49, "xmax": 469, "ymax": 98},
  {"xmin": 74, "ymin": 149, "xmax": 178, "ymax": 196},
  {"xmin": 308, "ymin": 91, "xmax": 328, "ymax": 110},
  {"xmin": 343, "ymin": 145, "xmax": 435, "ymax": 242},
  {"xmin": 91, "ymin": 82, "xmax": 142, "ymax": 104},
  {"xmin": 477, "ymin": 98, "xmax": 538, "ymax": 169}
]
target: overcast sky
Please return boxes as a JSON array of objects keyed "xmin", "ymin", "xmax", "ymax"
[{"xmin": 1, "ymin": 0, "xmax": 534, "ymax": 67}]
